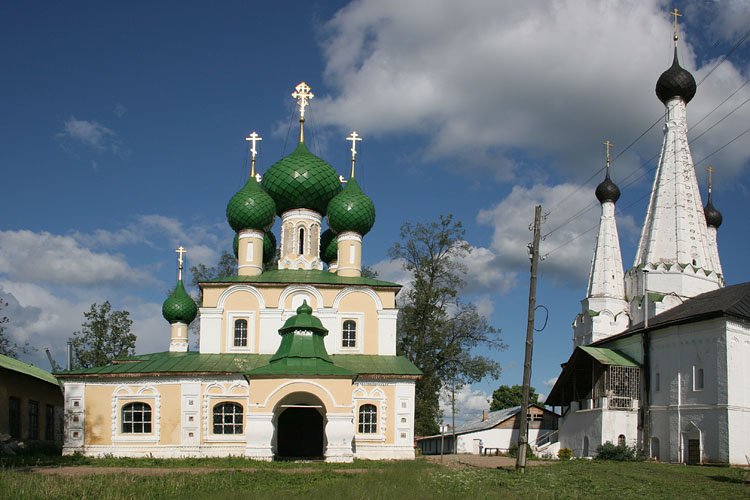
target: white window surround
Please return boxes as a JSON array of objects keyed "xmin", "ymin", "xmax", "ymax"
[
  {"xmin": 111, "ymin": 387, "xmax": 160, "ymax": 443},
  {"xmin": 337, "ymin": 313, "xmax": 364, "ymax": 354},
  {"xmin": 225, "ymin": 311, "xmax": 256, "ymax": 352},
  {"xmin": 693, "ymin": 366, "xmax": 704, "ymax": 391},
  {"xmin": 353, "ymin": 387, "xmax": 386, "ymax": 442}
]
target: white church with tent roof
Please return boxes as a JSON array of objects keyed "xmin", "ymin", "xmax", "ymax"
[
  {"xmin": 56, "ymin": 82, "xmax": 421, "ymax": 462},
  {"xmin": 546, "ymin": 14, "xmax": 750, "ymax": 465}
]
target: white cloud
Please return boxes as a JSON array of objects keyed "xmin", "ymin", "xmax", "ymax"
[
  {"xmin": 544, "ymin": 377, "xmax": 558, "ymax": 388},
  {"xmin": 58, "ymin": 117, "xmax": 121, "ymax": 153},
  {"xmin": 440, "ymin": 384, "xmax": 491, "ymax": 425},
  {"xmin": 316, "ymin": 0, "xmax": 750, "ymax": 181},
  {"xmin": 0, "ymin": 230, "xmax": 155, "ymax": 286}
]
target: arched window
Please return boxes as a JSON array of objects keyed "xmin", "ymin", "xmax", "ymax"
[
  {"xmin": 617, "ymin": 434, "xmax": 626, "ymax": 447},
  {"xmin": 298, "ymin": 227, "xmax": 306, "ymax": 255},
  {"xmin": 213, "ymin": 402, "xmax": 243, "ymax": 435},
  {"xmin": 358, "ymin": 404, "xmax": 377, "ymax": 434},
  {"xmin": 342, "ymin": 320, "xmax": 357, "ymax": 348},
  {"xmin": 122, "ymin": 402, "xmax": 152, "ymax": 433},
  {"xmin": 234, "ymin": 319, "xmax": 248, "ymax": 347}
]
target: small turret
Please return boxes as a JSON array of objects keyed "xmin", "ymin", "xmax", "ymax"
[{"xmin": 162, "ymin": 246, "xmax": 197, "ymax": 352}]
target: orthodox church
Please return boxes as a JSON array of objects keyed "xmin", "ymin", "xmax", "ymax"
[
  {"xmin": 547, "ymin": 18, "xmax": 750, "ymax": 465},
  {"xmin": 57, "ymin": 82, "xmax": 420, "ymax": 461}
]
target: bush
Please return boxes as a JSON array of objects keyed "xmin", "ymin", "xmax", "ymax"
[
  {"xmin": 595, "ymin": 442, "xmax": 644, "ymax": 461},
  {"xmin": 508, "ymin": 443, "xmax": 535, "ymax": 460},
  {"xmin": 557, "ymin": 448, "xmax": 573, "ymax": 460}
]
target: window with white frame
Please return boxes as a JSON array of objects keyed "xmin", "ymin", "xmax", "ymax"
[
  {"xmin": 213, "ymin": 402, "xmax": 243, "ymax": 435},
  {"xmin": 121, "ymin": 402, "xmax": 152, "ymax": 433},
  {"xmin": 234, "ymin": 319, "xmax": 248, "ymax": 347},
  {"xmin": 342, "ymin": 320, "xmax": 357, "ymax": 348},
  {"xmin": 358, "ymin": 404, "xmax": 377, "ymax": 434}
]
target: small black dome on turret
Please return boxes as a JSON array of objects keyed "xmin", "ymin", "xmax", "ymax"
[
  {"xmin": 595, "ymin": 174, "xmax": 621, "ymax": 204},
  {"xmin": 704, "ymin": 199, "xmax": 723, "ymax": 228},
  {"xmin": 656, "ymin": 48, "xmax": 696, "ymax": 105}
]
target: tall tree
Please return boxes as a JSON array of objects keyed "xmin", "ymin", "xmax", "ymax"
[
  {"xmin": 189, "ymin": 250, "xmax": 237, "ymax": 288},
  {"xmin": 390, "ymin": 215, "xmax": 504, "ymax": 436},
  {"xmin": 0, "ymin": 298, "xmax": 14, "ymax": 358},
  {"xmin": 70, "ymin": 301, "xmax": 135, "ymax": 368},
  {"xmin": 490, "ymin": 384, "xmax": 539, "ymax": 411}
]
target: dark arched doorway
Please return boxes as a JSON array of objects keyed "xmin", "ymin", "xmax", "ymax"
[{"xmin": 277, "ymin": 406, "xmax": 324, "ymax": 458}]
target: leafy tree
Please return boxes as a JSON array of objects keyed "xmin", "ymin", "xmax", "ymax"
[
  {"xmin": 189, "ymin": 250, "xmax": 237, "ymax": 287},
  {"xmin": 390, "ymin": 214, "xmax": 504, "ymax": 436},
  {"xmin": 361, "ymin": 265, "xmax": 379, "ymax": 279},
  {"xmin": 0, "ymin": 298, "xmax": 14, "ymax": 358},
  {"xmin": 70, "ymin": 301, "xmax": 135, "ymax": 368},
  {"xmin": 490, "ymin": 384, "xmax": 539, "ymax": 411}
]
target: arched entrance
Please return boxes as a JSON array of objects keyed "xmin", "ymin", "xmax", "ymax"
[{"xmin": 275, "ymin": 392, "xmax": 326, "ymax": 459}]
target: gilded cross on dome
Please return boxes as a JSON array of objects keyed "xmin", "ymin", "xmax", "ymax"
[
  {"xmin": 245, "ymin": 131, "xmax": 262, "ymax": 177},
  {"xmin": 707, "ymin": 165, "xmax": 715, "ymax": 192},
  {"xmin": 603, "ymin": 140, "xmax": 613, "ymax": 174},
  {"xmin": 671, "ymin": 8, "xmax": 681, "ymax": 45},
  {"xmin": 292, "ymin": 82, "xmax": 314, "ymax": 120},
  {"xmin": 347, "ymin": 131, "xmax": 362, "ymax": 178},
  {"xmin": 176, "ymin": 246, "xmax": 186, "ymax": 281}
]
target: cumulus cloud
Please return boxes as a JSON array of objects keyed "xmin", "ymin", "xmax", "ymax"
[
  {"xmin": 440, "ymin": 384, "xmax": 491, "ymax": 425},
  {"xmin": 316, "ymin": 0, "xmax": 750, "ymax": 181},
  {"xmin": 58, "ymin": 117, "xmax": 122, "ymax": 153},
  {"xmin": 0, "ymin": 230, "xmax": 155, "ymax": 286}
]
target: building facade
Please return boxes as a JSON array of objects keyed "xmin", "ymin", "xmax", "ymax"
[
  {"xmin": 548, "ymin": 23, "xmax": 749, "ymax": 465},
  {"xmin": 57, "ymin": 83, "xmax": 420, "ymax": 461}
]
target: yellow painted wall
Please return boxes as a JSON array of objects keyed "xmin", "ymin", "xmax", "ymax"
[
  {"xmin": 0, "ymin": 368, "xmax": 62, "ymax": 442},
  {"xmin": 337, "ymin": 293, "xmax": 379, "ymax": 354},
  {"xmin": 249, "ymin": 378, "xmax": 353, "ymax": 412}
]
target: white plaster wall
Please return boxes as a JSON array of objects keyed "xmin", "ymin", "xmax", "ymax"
[
  {"xmin": 558, "ymin": 407, "xmax": 602, "ymax": 457},
  {"xmin": 726, "ymin": 320, "xmax": 750, "ymax": 464},
  {"xmin": 454, "ymin": 427, "xmax": 552, "ymax": 454}
]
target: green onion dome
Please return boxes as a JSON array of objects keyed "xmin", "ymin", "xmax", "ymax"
[
  {"xmin": 320, "ymin": 228, "xmax": 338, "ymax": 264},
  {"xmin": 226, "ymin": 177, "xmax": 276, "ymax": 232},
  {"xmin": 263, "ymin": 231, "xmax": 277, "ymax": 264},
  {"xmin": 261, "ymin": 142, "xmax": 342, "ymax": 215},
  {"xmin": 233, "ymin": 232, "xmax": 239, "ymax": 258},
  {"xmin": 162, "ymin": 280, "xmax": 198, "ymax": 324},
  {"xmin": 326, "ymin": 177, "xmax": 375, "ymax": 236},
  {"xmin": 278, "ymin": 300, "xmax": 328, "ymax": 336}
]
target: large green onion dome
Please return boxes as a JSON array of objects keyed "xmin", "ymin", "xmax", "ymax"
[
  {"xmin": 261, "ymin": 142, "xmax": 341, "ymax": 215},
  {"xmin": 263, "ymin": 231, "xmax": 277, "ymax": 264},
  {"xmin": 326, "ymin": 177, "xmax": 375, "ymax": 236},
  {"xmin": 226, "ymin": 177, "xmax": 276, "ymax": 232},
  {"xmin": 162, "ymin": 280, "xmax": 198, "ymax": 324},
  {"xmin": 320, "ymin": 228, "xmax": 338, "ymax": 265}
]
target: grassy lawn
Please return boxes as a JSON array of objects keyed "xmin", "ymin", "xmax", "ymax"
[{"xmin": 1, "ymin": 457, "xmax": 746, "ymax": 499}]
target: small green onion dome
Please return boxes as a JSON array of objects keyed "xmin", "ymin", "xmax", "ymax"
[
  {"xmin": 162, "ymin": 280, "xmax": 198, "ymax": 324},
  {"xmin": 261, "ymin": 142, "xmax": 341, "ymax": 215},
  {"xmin": 326, "ymin": 177, "xmax": 375, "ymax": 236},
  {"xmin": 263, "ymin": 231, "xmax": 277, "ymax": 264},
  {"xmin": 233, "ymin": 232, "xmax": 239, "ymax": 258},
  {"xmin": 320, "ymin": 228, "xmax": 338, "ymax": 264},
  {"xmin": 226, "ymin": 177, "xmax": 276, "ymax": 232},
  {"xmin": 278, "ymin": 300, "xmax": 328, "ymax": 336}
]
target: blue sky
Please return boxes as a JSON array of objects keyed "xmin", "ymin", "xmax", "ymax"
[{"xmin": 2, "ymin": 1, "xmax": 750, "ymax": 421}]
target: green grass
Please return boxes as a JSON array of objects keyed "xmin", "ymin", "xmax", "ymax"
[{"xmin": 0, "ymin": 457, "xmax": 746, "ymax": 499}]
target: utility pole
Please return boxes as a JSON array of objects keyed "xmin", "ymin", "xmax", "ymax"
[{"xmin": 516, "ymin": 204, "xmax": 542, "ymax": 471}]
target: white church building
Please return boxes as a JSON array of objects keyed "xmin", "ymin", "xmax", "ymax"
[{"xmin": 546, "ymin": 24, "xmax": 750, "ymax": 465}]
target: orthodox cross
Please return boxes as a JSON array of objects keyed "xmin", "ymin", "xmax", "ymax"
[
  {"xmin": 706, "ymin": 165, "xmax": 715, "ymax": 195},
  {"xmin": 292, "ymin": 82, "xmax": 314, "ymax": 142},
  {"xmin": 347, "ymin": 131, "xmax": 362, "ymax": 178},
  {"xmin": 671, "ymin": 8, "xmax": 681, "ymax": 45},
  {"xmin": 603, "ymin": 140, "xmax": 613, "ymax": 176},
  {"xmin": 176, "ymin": 246, "xmax": 186, "ymax": 281},
  {"xmin": 245, "ymin": 131, "xmax": 262, "ymax": 178}
]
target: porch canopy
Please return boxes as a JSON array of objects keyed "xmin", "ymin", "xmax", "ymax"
[{"xmin": 545, "ymin": 346, "xmax": 640, "ymax": 408}]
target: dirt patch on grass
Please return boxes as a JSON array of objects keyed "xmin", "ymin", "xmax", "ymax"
[
  {"xmin": 18, "ymin": 466, "xmax": 370, "ymax": 476},
  {"xmin": 424, "ymin": 454, "xmax": 554, "ymax": 469}
]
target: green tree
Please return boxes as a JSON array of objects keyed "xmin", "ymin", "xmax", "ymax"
[
  {"xmin": 189, "ymin": 250, "xmax": 237, "ymax": 287},
  {"xmin": 0, "ymin": 298, "xmax": 14, "ymax": 358},
  {"xmin": 70, "ymin": 301, "xmax": 135, "ymax": 368},
  {"xmin": 489, "ymin": 384, "xmax": 539, "ymax": 411},
  {"xmin": 390, "ymin": 215, "xmax": 504, "ymax": 436}
]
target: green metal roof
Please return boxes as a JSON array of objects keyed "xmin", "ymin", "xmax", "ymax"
[
  {"xmin": 55, "ymin": 351, "xmax": 421, "ymax": 378},
  {"xmin": 579, "ymin": 346, "xmax": 639, "ymax": 367},
  {"xmin": 0, "ymin": 353, "xmax": 60, "ymax": 386},
  {"xmin": 200, "ymin": 268, "xmax": 400, "ymax": 288}
]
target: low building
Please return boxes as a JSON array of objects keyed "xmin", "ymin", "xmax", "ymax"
[
  {"xmin": 0, "ymin": 354, "xmax": 63, "ymax": 444},
  {"xmin": 416, "ymin": 404, "xmax": 558, "ymax": 455}
]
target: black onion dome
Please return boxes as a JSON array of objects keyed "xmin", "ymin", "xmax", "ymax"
[
  {"xmin": 656, "ymin": 48, "xmax": 696, "ymax": 105},
  {"xmin": 704, "ymin": 199, "xmax": 723, "ymax": 228},
  {"xmin": 595, "ymin": 174, "xmax": 621, "ymax": 204}
]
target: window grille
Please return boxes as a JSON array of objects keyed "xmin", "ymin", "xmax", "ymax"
[
  {"xmin": 342, "ymin": 320, "xmax": 357, "ymax": 348},
  {"xmin": 122, "ymin": 402, "xmax": 152, "ymax": 433},
  {"xmin": 234, "ymin": 319, "xmax": 248, "ymax": 347},
  {"xmin": 605, "ymin": 366, "xmax": 640, "ymax": 409},
  {"xmin": 28, "ymin": 400, "xmax": 39, "ymax": 440},
  {"xmin": 213, "ymin": 402, "xmax": 243, "ymax": 435},
  {"xmin": 358, "ymin": 404, "xmax": 377, "ymax": 434}
]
